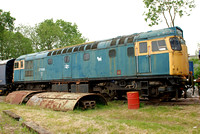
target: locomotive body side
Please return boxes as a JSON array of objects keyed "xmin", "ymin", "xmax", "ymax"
[{"xmin": 13, "ymin": 27, "xmax": 190, "ymax": 100}]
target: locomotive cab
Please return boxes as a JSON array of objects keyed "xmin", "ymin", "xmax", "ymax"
[
  {"xmin": 168, "ymin": 36, "xmax": 189, "ymax": 76},
  {"xmin": 135, "ymin": 34, "xmax": 189, "ymax": 77},
  {"xmin": 134, "ymin": 27, "xmax": 190, "ymax": 100}
]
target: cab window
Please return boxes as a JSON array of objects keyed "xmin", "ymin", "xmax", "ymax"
[
  {"xmin": 152, "ymin": 40, "xmax": 167, "ymax": 52},
  {"xmin": 170, "ymin": 37, "xmax": 182, "ymax": 51},
  {"xmin": 139, "ymin": 42, "xmax": 147, "ymax": 53},
  {"xmin": 20, "ymin": 61, "xmax": 24, "ymax": 68},
  {"xmin": 180, "ymin": 38, "xmax": 186, "ymax": 45},
  {"xmin": 14, "ymin": 62, "xmax": 19, "ymax": 69}
]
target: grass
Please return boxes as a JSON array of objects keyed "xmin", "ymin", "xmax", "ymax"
[
  {"xmin": 0, "ymin": 100, "xmax": 200, "ymax": 134},
  {"xmin": 0, "ymin": 112, "xmax": 36, "ymax": 134}
]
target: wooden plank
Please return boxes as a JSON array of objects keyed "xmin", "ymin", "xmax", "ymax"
[
  {"xmin": 22, "ymin": 121, "xmax": 52, "ymax": 134},
  {"xmin": 2, "ymin": 110, "xmax": 22, "ymax": 121}
]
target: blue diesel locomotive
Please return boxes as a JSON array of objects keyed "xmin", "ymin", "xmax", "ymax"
[{"xmin": 2, "ymin": 27, "xmax": 192, "ymax": 100}]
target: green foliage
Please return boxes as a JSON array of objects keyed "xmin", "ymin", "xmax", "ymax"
[
  {"xmin": 190, "ymin": 58, "xmax": 200, "ymax": 79},
  {"xmin": 1, "ymin": 9, "xmax": 87, "ymax": 59},
  {"xmin": 36, "ymin": 19, "xmax": 63, "ymax": 51},
  {"xmin": 1, "ymin": 10, "xmax": 87, "ymax": 59},
  {"xmin": 18, "ymin": 19, "xmax": 87, "ymax": 52},
  {"xmin": 0, "ymin": 9, "xmax": 15, "ymax": 32},
  {"xmin": 0, "ymin": 30, "xmax": 33, "ymax": 60},
  {"xmin": 0, "ymin": 9, "xmax": 33, "ymax": 60},
  {"xmin": 143, "ymin": 0, "xmax": 195, "ymax": 27},
  {"xmin": 0, "ymin": 112, "xmax": 36, "ymax": 134},
  {"xmin": 36, "ymin": 19, "xmax": 87, "ymax": 51}
]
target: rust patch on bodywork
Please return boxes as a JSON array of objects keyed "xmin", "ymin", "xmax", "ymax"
[
  {"xmin": 5, "ymin": 91, "xmax": 43, "ymax": 104},
  {"xmin": 26, "ymin": 92, "xmax": 107, "ymax": 111}
]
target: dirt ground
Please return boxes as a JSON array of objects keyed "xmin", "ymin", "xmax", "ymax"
[{"xmin": 0, "ymin": 96, "xmax": 5, "ymax": 103}]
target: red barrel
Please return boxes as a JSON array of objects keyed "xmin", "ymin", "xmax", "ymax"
[{"xmin": 127, "ymin": 91, "xmax": 140, "ymax": 109}]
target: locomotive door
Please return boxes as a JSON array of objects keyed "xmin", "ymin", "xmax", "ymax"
[
  {"xmin": 62, "ymin": 55, "xmax": 72, "ymax": 78},
  {"xmin": 109, "ymin": 49, "xmax": 117, "ymax": 76},
  {"xmin": 136, "ymin": 41, "xmax": 151, "ymax": 74},
  {"xmin": 19, "ymin": 60, "xmax": 24, "ymax": 81},
  {"xmin": 35, "ymin": 59, "xmax": 45, "ymax": 80}
]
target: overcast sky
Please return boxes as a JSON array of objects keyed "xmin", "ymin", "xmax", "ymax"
[{"xmin": 1, "ymin": 0, "xmax": 200, "ymax": 55}]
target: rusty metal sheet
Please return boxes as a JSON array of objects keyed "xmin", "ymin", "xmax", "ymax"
[
  {"xmin": 26, "ymin": 92, "xmax": 107, "ymax": 111},
  {"xmin": 5, "ymin": 91, "xmax": 43, "ymax": 105}
]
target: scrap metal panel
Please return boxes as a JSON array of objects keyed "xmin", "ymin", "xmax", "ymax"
[
  {"xmin": 26, "ymin": 92, "xmax": 107, "ymax": 111},
  {"xmin": 5, "ymin": 91, "xmax": 43, "ymax": 104}
]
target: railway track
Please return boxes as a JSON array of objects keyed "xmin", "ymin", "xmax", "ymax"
[{"xmin": 140, "ymin": 97, "xmax": 200, "ymax": 106}]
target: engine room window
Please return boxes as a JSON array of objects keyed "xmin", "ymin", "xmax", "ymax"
[
  {"xmin": 52, "ymin": 51, "xmax": 57, "ymax": 55},
  {"xmin": 57, "ymin": 49, "xmax": 62, "ymax": 55},
  {"xmin": 83, "ymin": 53, "xmax": 90, "ymax": 61},
  {"xmin": 127, "ymin": 37, "xmax": 133, "ymax": 43},
  {"xmin": 73, "ymin": 47, "xmax": 79, "ymax": 52},
  {"xmin": 25, "ymin": 61, "xmax": 33, "ymax": 69},
  {"xmin": 111, "ymin": 39, "xmax": 117, "ymax": 46},
  {"xmin": 85, "ymin": 44, "xmax": 92, "ymax": 50},
  {"xmin": 67, "ymin": 48, "xmax": 73, "ymax": 53},
  {"xmin": 127, "ymin": 47, "xmax": 134, "ymax": 57},
  {"xmin": 139, "ymin": 42, "xmax": 147, "ymax": 53},
  {"xmin": 79, "ymin": 45, "xmax": 85, "ymax": 51},
  {"xmin": 152, "ymin": 40, "xmax": 168, "ymax": 52},
  {"xmin": 48, "ymin": 59, "xmax": 53, "ymax": 65},
  {"xmin": 64, "ymin": 56, "xmax": 70, "ymax": 63},
  {"xmin": 109, "ymin": 49, "xmax": 116, "ymax": 58},
  {"xmin": 62, "ymin": 48, "xmax": 68, "ymax": 54},
  {"xmin": 118, "ymin": 37, "xmax": 126, "ymax": 45},
  {"xmin": 91, "ymin": 42, "xmax": 98, "ymax": 49},
  {"xmin": 170, "ymin": 37, "xmax": 182, "ymax": 51},
  {"xmin": 47, "ymin": 51, "xmax": 53, "ymax": 56},
  {"xmin": 25, "ymin": 71, "xmax": 33, "ymax": 77}
]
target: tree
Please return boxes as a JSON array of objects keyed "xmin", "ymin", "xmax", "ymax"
[
  {"xmin": 56, "ymin": 20, "xmax": 87, "ymax": 48},
  {"xmin": 18, "ymin": 19, "xmax": 87, "ymax": 52},
  {"xmin": 0, "ymin": 9, "xmax": 33, "ymax": 60},
  {"xmin": 16, "ymin": 25, "xmax": 40, "ymax": 52},
  {"xmin": 189, "ymin": 43, "xmax": 200, "ymax": 79},
  {"xmin": 0, "ymin": 9, "xmax": 16, "ymax": 60},
  {"xmin": 11, "ymin": 32, "xmax": 33, "ymax": 58},
  {"xmin": 35, "ymin": 19, "xmax": 63, "ymax": 51},
  {"xmin": 34, "ymin": 19, "xmax": 87, "ymax": 51},
  {"xmin": 143, "ymin": 0, "xmax": 195, "ymax": 27},
  {"xmin": 0, "ymin": 30, "xmax": 33, "ymax": 60},
  {"xmin": 0, "ymin": 9, "xmax": 15, "ymax": 32},
  {"xmin": 190, "ymin": 58, "xmax": 200, "ymax": 79}
]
